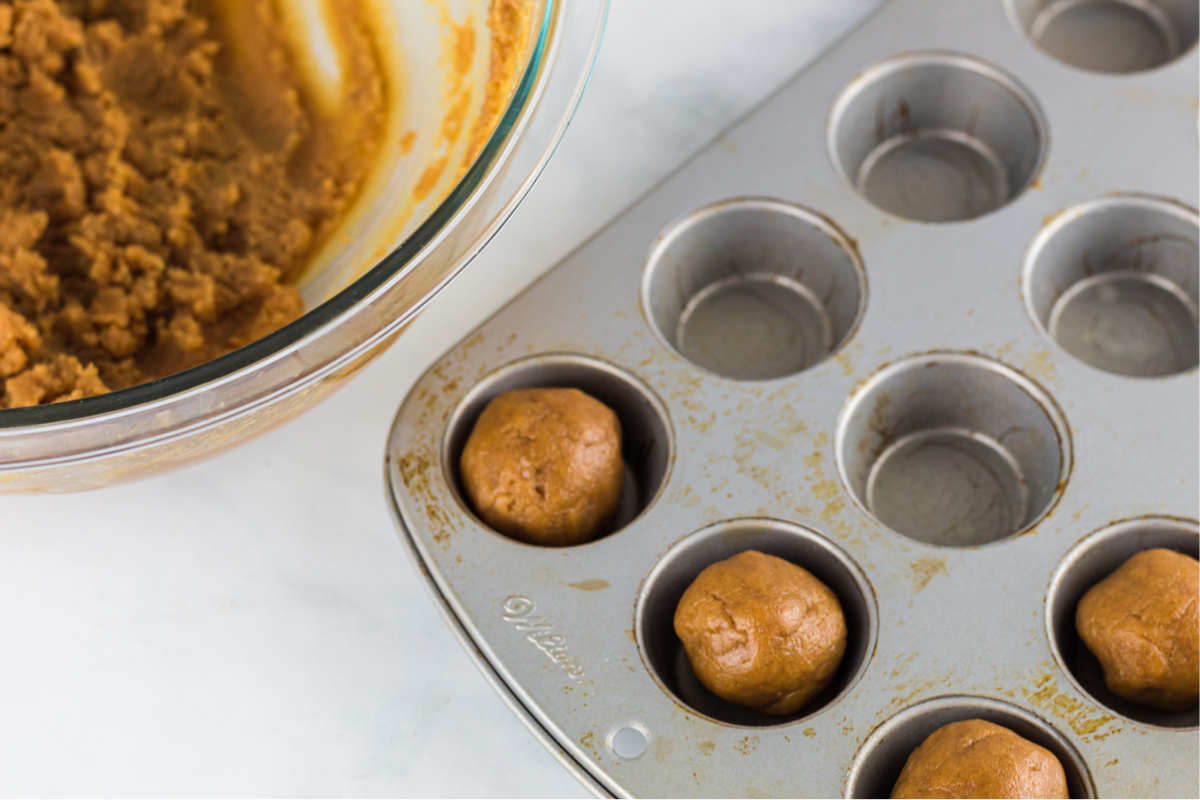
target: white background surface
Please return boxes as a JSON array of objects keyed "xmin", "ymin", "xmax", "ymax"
[{"xmin": 0, "ymin": 2, "xmax": 881, "ymax": 796}]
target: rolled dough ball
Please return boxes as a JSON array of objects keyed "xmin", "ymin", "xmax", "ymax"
[
  {"xmin": 1076, "ymin": 548, "xmax": 1199, "ymax": 710},
  {"xmin": 891, "ymin": 719, "xmax": 1068, "ymax": 799},
  {"xmin": 459, "ymin": 387, "xmax": 623, "ymax": 546},
  {"xmin": 673, "ymin": 550, "xmax": 847, "ymax": 715}
]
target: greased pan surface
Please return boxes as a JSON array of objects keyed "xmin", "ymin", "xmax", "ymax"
[{"xmin": 386, "ymin": 0, "xmax": 1200, "ymax": 795}]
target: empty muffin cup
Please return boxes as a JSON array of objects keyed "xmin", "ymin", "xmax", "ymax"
[
  {"xmin": 635, "ymin": 518, "xmax": 876, "ymax": 727},
  {"xmin": 828, "ymin": 53, "xmax": 1046, "ymax": 223},
  {"xmin": 443, "ymin": 354, "xmax": 673, "ymax": 545},
  {"xmin": 640, "ymin": 199, "xmax": 866, "ymax": 381},
  {"xmin": 1045, "ymin": 517, "xmax": 1199, "ymax": 728},
  {"xmin": 836, "ymin": 353, "xmax": 1070, "ymax": 548},
  {"xmin": 1023, "ymin": 195, "xmax": 1199, "ymax": 378},
  {"xmin": 845, "ymin": 695, "xmax": 1096, "ymax": 798},
  {"xmin": 1008, "ymin": 0, "xmax": 1199, "ymax": 74}
]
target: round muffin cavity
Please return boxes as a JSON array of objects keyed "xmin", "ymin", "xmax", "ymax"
[
  {"xmin": 1075, "ymin": 548, "xmax": 1199, "ymax": 711},
  {"xmin": 891, "ymin": 719, "xmax": 1068, "ymax": 799},
  {"xmin": 672, "ymin": 550, "xmax": 847, "ymax": 716},
  {"xmin": 459, "ymin": 387, "xmax": 623, "ymax": 547}
]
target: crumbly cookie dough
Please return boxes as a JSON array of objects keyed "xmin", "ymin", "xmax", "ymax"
[
  {"xmin": 891, "ymin": 719, "xmax": 1068, "ymax": 799},
  {"xmin": 673, "ymin": 550, "xmax": 847, "ymax": 715},
  {"xmin": 1076, "ymin": 548, "xmax": 1199, "ymax": 711},
  {"xmin": 459, "ymin": 387, "xmax": 624, "ymax": 547},
  {"xmin": 0, "ymin": 0, "xmax": 385, "ymax": 408}
]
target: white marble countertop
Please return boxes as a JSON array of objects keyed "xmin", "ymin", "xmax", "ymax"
[{"xmin": 0, "ymin": 2, "xmax": 881, "ymax": 795}]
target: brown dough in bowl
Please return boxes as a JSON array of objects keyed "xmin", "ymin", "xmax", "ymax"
[
  {"xmin": 1076, "ymin": 548, "xmax": 1199, "ymax": 711},
  {"xmin": 459, "ymin": 387, "xmax": 623, "ymax": 547},
  {"xmin": 673, "ymin": 550, "xmax": 847, "ymax": 716},
  {"xmin": 891, "ymin": 719, "xmax": 1068, "ymax": 799},
  {"xmin": 0, "ymin": 0, "xmax": 387, "ymax": 407}
]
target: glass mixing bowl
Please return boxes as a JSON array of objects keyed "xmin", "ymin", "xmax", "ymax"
[{"xmin": 0, "ymin": 0, "xmax": 607, "ymax": 491}]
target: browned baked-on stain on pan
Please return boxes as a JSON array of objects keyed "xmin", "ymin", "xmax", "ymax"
[
  {"xmin": 733, "ymin": 735, "xmax": 759, "ymax": 755},
  {"xmin": 563, "ymin": 579, "xmax": 611, "ymax": 591},
  {"xmin": 1019, "ymin": 674, "xmax": 1119, "ymax": 741},
  {"xmin": 909, "ymin": 556, "xmax": 947, "ymax": 593}
]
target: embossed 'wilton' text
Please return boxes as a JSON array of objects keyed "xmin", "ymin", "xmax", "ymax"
[{"xmin": 501, "ymin": 596, "xmax": 585, "ymax": 682}]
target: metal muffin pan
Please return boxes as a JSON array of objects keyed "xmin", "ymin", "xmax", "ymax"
[{"xmin": 385, "ymin": 0, "xmax": 1200, "ymax": 795}]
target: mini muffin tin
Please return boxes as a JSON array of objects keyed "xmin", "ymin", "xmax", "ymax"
[{"xmin": 385, "ymin": 0, "xmax": 1200, "ymax": 795}]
